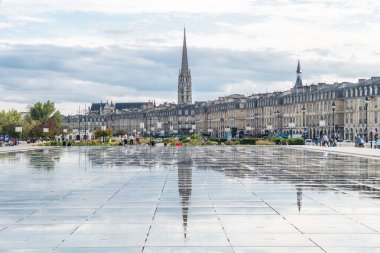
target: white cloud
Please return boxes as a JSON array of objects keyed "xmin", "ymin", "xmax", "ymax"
[
  {"xmin": 1, "ymin": 0, "xmax": 252, "ymax": 15},
  {"xmin": 0, "ymin": 101, "xmax": 29, "ymax": 113},
  {"xmin": 0, "ymin": 0, "xmax": 379, "ymax": 114}
]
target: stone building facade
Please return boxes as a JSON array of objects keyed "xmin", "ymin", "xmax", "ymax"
[{"xmin": 63, "ymin": 75, "xmax": 380, "ymax": 141}]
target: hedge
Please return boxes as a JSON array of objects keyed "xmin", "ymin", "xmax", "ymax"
[{"xmin": 239, "ymin": 138, "xmax": 257, "ymax": 145}]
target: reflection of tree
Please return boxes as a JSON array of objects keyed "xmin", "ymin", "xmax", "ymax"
[
  {"xmin": 0, "ymin": 152, "xmax": 20, "ymax": 162},
  {"xmin": 177, "ymin": 149, "xmax": 192, "ymax": 240},
  {"xmin": 27, "ymin": 148, "xmax": 62, "ymax": 171}
]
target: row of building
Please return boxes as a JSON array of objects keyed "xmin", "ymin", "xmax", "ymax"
[
  {"xmin": 63, "ymin": 29, "xmax": 380, "ymax": 141},
  {"xmin": 63, "ymin": 74, "xmax": 380, "ymax": 141}
]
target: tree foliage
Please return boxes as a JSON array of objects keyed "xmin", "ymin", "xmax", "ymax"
[
  {"xmin": 27, "ymin": 101, "xmax": 62, "ymax": 138},
  {"xmin": 29, "ymin": 100, "xmax": 62, "ymax": 124},
  {"xmin": 0, "ymin": 109, "xmax": 24, "ymax": 138},
  {"xmin": 94, "ymin": 128, "xmax": 113, "ymax": 139},
  {"xmin": 0, "ymin": 101, "xmax": 63, "ymax": 140}
]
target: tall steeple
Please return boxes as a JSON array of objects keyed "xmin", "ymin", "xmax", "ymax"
[
  {"xmin": 178, "ymin": 28, "xmax": 192, "ymax": 105},
  {"xmin": 181, "ymin": 28, "xmax": 189, "ymax": 73},
  {"xmin": 295, "ymin": 59, "xmax": 303, "ymax": 88}
]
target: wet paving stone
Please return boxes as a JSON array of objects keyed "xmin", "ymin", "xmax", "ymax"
[{"xmin": 0, "ymin": 146, "xmax": 380, "ymax": 252}]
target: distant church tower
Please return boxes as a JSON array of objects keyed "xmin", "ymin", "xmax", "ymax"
[
  {"xmin": 178, "ymin": 28, "xmax": 192, "ymax": 105},
  {"xmin": 294, "ymin": 59, "xmax": 303, "ymax": 88}
]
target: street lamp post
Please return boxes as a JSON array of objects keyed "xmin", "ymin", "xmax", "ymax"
[
  {"xmin": 43, "ymin": 127, "xmax": 49, "ymax": 141},
  {"xmin": 208, "ymin": 114, "xmax": 211, "ymax": 136},
  {"xmin": 289, "ymin": 122, "xmax": 296, "ymax": 138},
  {"xmin": 101, "ymin": 125, "xmax": 106, "ymax": 143},
  {"xmin": 301, "ymin": 105, "xmax": 306, "ymax": 139},
  {"xmin": 15, "ymin": 126, "xmax": 22, "ymax": 145},
  {"xmin": 77, "ymin": 106, "xmax": 81, "ymax": 141},
  {"xmin": 274, "ymin": 110, "xmax": 280, "ymax": 134},
  {"xmin": 364, "ymin": 96, "xmax": 370, "ymax": 146},
  {"xmin": 331, "ymin": 101, "xmax": 336, "ymax": 141},
  {"xmin": 63, "ymin": 128, "xmax": 67, "ymax": 145},
  {"xmin": 177, "ymin": 119, "xmax": 180, "ymax": 138},
  {"xmin": 84, "ymin": 105, "xmax": 87, "ymax": 141},
  {"xmin": 255, "ymin": 113, "xmax": 260, "ymax": 137}
]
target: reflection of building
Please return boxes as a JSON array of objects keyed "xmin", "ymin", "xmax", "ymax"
[
  {"xmin": 296, "ymin": 186, "xmax": 302, "ymax": 212},
  {"xmin": 177, "ymin": 150, "xmax": 192, "ymax": 239}
]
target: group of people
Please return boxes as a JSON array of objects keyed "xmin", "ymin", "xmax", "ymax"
[
  {"xmin": 355, "ymin": 136, "xmax": 365, "ymax": 147},
  {"xmin": 0, "ymin": 138, "xmax": 18, "ymax": 146},
  {"xmin": 317, "ymin": 134, "xmax": 366, "ymax": 148},
  {"xmin": 314, "ymin": 134, "xmax": 336, "ymax": 147},
  {"xmin": 120, "ymin": 134, "xmax": 140, "ymax": 146}
]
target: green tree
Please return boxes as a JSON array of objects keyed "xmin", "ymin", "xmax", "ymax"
[
  {"xmin": 94, "ymin": 128, "xmax": 113, "ymax": 143},
  {"xmin": 0, "ymin": 109, "xmax": 23, "ymax": 138},
  {"xmin": 29, "ymin": 100, "xmax": 62, "ymax": 123},
  {"xmin": 27, "ymin": 101, "xmax": 62, "ymax": 138}
]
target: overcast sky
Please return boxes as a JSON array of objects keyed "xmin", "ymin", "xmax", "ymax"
[{"xmin": 0, "ymin": 0, "xmax": 379, "ymax": 115}]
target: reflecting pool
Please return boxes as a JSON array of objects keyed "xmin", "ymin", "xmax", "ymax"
[{"xmin": 1, "ymin": 146, "xmax": 380, "ymax": 252}]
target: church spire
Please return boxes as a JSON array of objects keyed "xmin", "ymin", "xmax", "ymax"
[
  {"xmin": 294, "ymin": 58, "xmax": 303, "ymax": 88},
  {"xmin": 296, "ymin": 59, "xmax": 301, "ymax": 74},
  {"xmin": 178, "ymin": 28, "xmax": 192, "ymax": 105},
  {"xmin": 181, "ymin": 28, "xmax": 189, "ymax": 74}
]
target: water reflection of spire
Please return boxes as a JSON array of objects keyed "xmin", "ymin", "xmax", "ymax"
[
  {"xmin": 178, "ymin": 150, "xmax": 192, "ymax": 240},
  {"xmin": 296, "ymin": 186, "xmax": 302, "ymax": 212}
]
